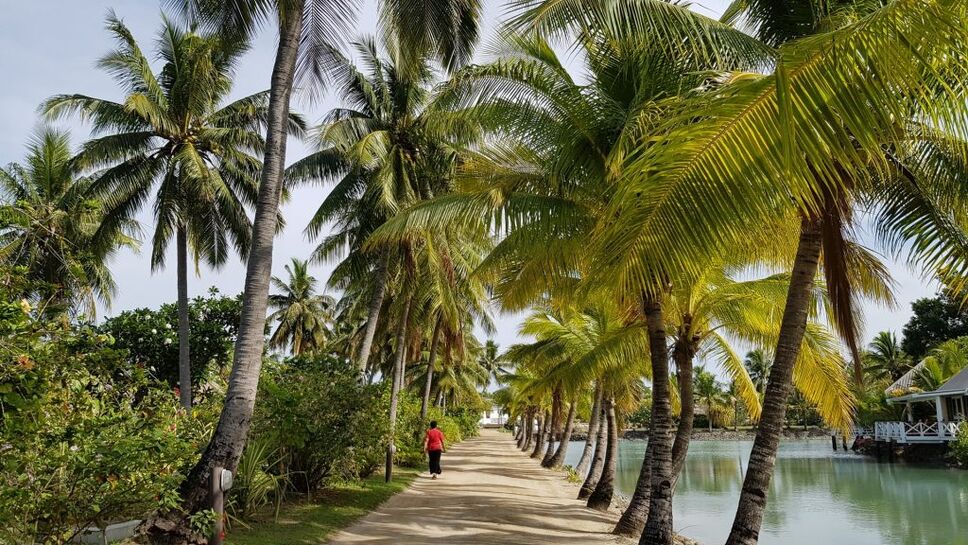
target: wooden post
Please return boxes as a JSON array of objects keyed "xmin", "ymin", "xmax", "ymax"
[
  {"xmin": 831, "ymin": 434, "xmax": 837, "ymax": 451},
  {"xmin": 888, "ymin": 440, "xmax": 896, "ymax": 463},
  {"xmin": 842, "ymin": 437, "xmax": 848, "ymax": 451},
  {"xmin": 211, "ymin": 466, "xmax": 224, "ymax": 545}
]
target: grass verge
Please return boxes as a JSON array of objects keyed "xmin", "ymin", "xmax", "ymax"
[{"xmin": 226, "ymin": 468, "xmax": 418, "ymax": 545}]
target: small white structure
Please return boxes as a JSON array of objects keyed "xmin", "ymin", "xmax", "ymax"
[
  {"xmin": 479, "ymin": 405, "xmax": 508, "ymax": 428},
  {"xmin": 877, "ymin": 366, "xmax": 968, "ymax": 443}
]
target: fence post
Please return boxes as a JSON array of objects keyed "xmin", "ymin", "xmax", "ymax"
[{"xmin": 211, "ymin": 466, "xmax": 232, "ymax": 545}]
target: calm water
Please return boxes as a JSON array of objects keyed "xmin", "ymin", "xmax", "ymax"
[{"xmin": 563, "ymin": 439, "xmax": 968, "ymax": 545}]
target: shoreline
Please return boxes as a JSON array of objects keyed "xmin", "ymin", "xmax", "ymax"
[{"xmin": 569, "ymin": 427, "xmax": 833, "ymax": 442}]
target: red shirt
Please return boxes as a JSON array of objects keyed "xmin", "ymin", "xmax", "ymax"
[{"xmin": 425, "ymin": 428, "xmax": 445, "ymax": 451}]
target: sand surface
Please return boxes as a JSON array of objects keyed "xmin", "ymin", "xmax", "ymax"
[{"xmin": 325, "ymin": 429, "xmax": 630, "ymax": 544}]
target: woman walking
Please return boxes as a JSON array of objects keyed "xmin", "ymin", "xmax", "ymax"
[{"xmin": 425, "ymin": 421, "xmax": 446, "ymax": 479}]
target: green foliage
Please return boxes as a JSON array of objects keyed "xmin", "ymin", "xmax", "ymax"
[
  {"xmin": 98, "ymin": 288, "xmax": 243, "ymax": 391},
  {"xmin": 901, "ymin": 293, "xmax": 968, "ymax": 362},
  {"xmin": 628, "ymin": 393, "xmax": 653, "ymax": 429},
  {"xmin": 951, "ymin": 422, "xmax": 968, "ymax": 467},
  {"xmin": 228, "ymin": 437, "xmax": 288, "ymax": 523},
  {"xmin": 255, "ymin": 355, "xmax": 388, "ymax": 492},
  {"xmin": 0, "ymin": 305, "xmax": 211, "ymax": 544}
]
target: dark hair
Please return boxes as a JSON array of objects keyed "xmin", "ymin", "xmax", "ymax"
[{"xmin": 429, "ymin": 420, "xmax": 438, "ymax": 429}]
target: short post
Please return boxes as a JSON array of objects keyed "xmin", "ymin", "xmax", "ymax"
[
  {"xmin": 842, "ymin": 437, "xmax": 848, "ymax": 451},
  {"xmin": 831, "ymin": 434, "xmax": 838, "ymax": 451},
  {"xmin": 211, "ymin": 466, "xmax": 233, "ymax": 545}
]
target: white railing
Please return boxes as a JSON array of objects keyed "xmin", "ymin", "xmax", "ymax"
[{"xmin": 874, "ymin": 421, "xmax": 961, "ymax": 443}]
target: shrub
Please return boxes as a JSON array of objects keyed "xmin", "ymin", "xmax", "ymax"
[
  {"xmin": 951, "ymin": 422, "xmax": 968, "ymax": 466},
  {"xmin": 255, "ymin": 355, "xmax": 387, "ymax": 492},
  {"xmin": 0, "ymin": 317, "xmax": 208, "ymax": 544}
]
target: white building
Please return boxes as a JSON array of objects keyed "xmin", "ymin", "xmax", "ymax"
[
  {"xmin": 875, "ymin": 365, "xmax": 968, "ymax": 443},
  {"xmin": 479, "ymin": 405, "xmax": 508, "ymax": 428}
]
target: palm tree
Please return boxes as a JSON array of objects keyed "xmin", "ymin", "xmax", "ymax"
[
  {"xmin": 42, "ymin": 15, "xmax": 288, "ymax": 410},
  {"xmin": 693, "ymin": 366, "xmax": 726, "ymax": 431},
  {"xmin": 864, "ymin": 331, "xmax": 911, "ymax": 384},
  {"xmin": 914, "ymin": 338, "xmax": 968, "ymax": 391},
  {"xmin": 267, "ymin": 258, "xmax": 335, "ymax": 355},
  {"xmin": 152, "ymin": 0, "xmax": 483, "ymax": 526},
  {"xmin": 744, "ymin": 350, "xmax": 772, "ymax": 397},
  {"xmin": 0, "ymin": 129, "xmax": 137, "ymax": 317},
  {"xmin": 478, "ymin": 340, "xmax": 506, "ymax": 392}
]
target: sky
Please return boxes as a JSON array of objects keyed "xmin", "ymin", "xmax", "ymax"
[{"xmin": 0, "ymin": 0, "xmax": 939, "ymax": 353}]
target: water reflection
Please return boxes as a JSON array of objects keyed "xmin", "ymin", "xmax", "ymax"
[{"xmin": 565, "ymin": 440, "xmax": 968, "ymax": 545}]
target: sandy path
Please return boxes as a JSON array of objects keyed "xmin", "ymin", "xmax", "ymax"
[{"xmin": 325, "ymin": 429, "xmax": 629, "ymax": 545}]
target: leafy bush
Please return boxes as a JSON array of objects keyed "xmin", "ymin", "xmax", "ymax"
[
  {"xmin": 0, "ymin": 311, "xmax": 210, "ymax": 544},
  {"xmin": 98, "ymin": 288, "xmax": 244, "ymax": 391},
  {"xmin": 255, "ymin": 355, "xmax": 387, "ymax": 493},
  {"xmin": 951, "ymin": 422, "xmax": 968, "ymax": 466}
]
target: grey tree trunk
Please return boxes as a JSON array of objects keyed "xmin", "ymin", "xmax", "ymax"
[
  {"xmin": 541, "ymin": 390, "xmax": 562, "ymax": 466},
  {"xmin": 420, "ymin": 317, "xmax": 443, "ymax": 426},
  {"xmin": 522, "ymin": 410, "xmax": 535, "ymax": 451},
  {"xmin": 531, "ymin": 411, "xmax": 549, "ymax": 458},
  {"xmin": 515, "ymin": 416, "xmax": 524, "ymax": 444},
  {"xmin": 176, "ymin": 226, "xmax": 192, "ymax": 410},
  {"xmin": 671, "ymin": 341, "xmax": 697, "ymax": 483},
  {"xmin": 357, "ymin": 252, "xmax": 389, "ymax": 375},
  {"xmin": 587, "ymin": 397, "xmax": 617, "ymax": 511},
  {"xmin": 386, "ymin": 295, "xmax": 413, "ymax": 482},
  {"xmin": 579, "ymin": 402, "xmax": 608, "ymax": 500},
  {"xmin": 613, "ymin": 438, "xmax": 654, "ymax": 537},
  {"xmin": 148, "ymin": 9, "xmax": 304, "ymax": 540},
  {"xmin": 574, "ymin": 383, "xmax": 602, "ymax": 476},
  {"xmin": 547, "ymin": 402, "xmax": 576, "ymax": 468},
  {"xmin": 726, "ymin": 219, "xmax": 822, "ymax": 545},
  {"xmin": 641, "ymin": 295, "xmax": 675, "ymax": 545}
]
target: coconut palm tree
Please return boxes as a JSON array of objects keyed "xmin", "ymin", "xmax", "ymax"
[
  {"xmin": 267, "ymin": 258, "xmax": 335, "ymax": 355},
  {"xmin": 0, "ymin": 129, "xmax": 138, "ymax": 317},
  {"xmin": 693, "ymin": 366, "xmax": 726, "ymax": 431},
  {"xmin": 744, "ymin": 350, "xmax": 772, "ymax": 397},
  {"xmin": 914, "ymin": 338, "xmax": 968, "ymax": 391},
  {"xmin": 863, "ymin": 331, "xmax": 911, "ymax": 384},
  {"xmin": 153, "ymin": 0, "xmax": 483, "ymax": 525},
  {"xmin": 42, "ymin": 15, "xmax": 288, "ymax": 410}
]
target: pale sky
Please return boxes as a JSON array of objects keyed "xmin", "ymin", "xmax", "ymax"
[{"xmin": 0, "ymin": 0, "xmax": 937, "ymax": 351}]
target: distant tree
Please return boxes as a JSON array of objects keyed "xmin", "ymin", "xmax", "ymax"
[
  {"xmin": 914, "ymin": 337, "xmax": 968, "ymax": 391},
  {"xmin": 863, "ymin": 331, "xmax": 912, "ymax": 383},
  {"xmin": 693, "ymin": 366, "xmax": 727, "ymax": 431},
  {"xmin": 743, "ymin": 349, "xmax": 772, "ymax": 396},
  {"xmin": 267, "ymin": 258, "xmax": 335, "ymax": 356},
  {"xmin": 901, "ymin": 292, "xmax": 968, "ymax": 362}
]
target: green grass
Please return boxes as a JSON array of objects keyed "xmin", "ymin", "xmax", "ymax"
[{"xmin": 226, "ymin": 468, "xmax": 418, "ymax": 545}]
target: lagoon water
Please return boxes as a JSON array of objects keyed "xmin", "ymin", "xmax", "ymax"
[{"xmin": 563, "ymin": 439, "xmax": 968, "ymax": 545}]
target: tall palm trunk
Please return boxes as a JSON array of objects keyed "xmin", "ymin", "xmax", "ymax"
[
  {"xmin": 523, "ymin": 410, "xmax": 536, "ymax": 451},
  {"xmin": 176, "ymin": 226, "xmax": 192, "ymax": 410},
  {"xmin": 613, "ymin": 438, "xmax": 654, "ymax": 537},
  {"xmin": 587, "ymin": 397, "xmax": 617, "ymax": 511},
  {"xmin": 726, "ymin": 219, "xmax": 822, "ymax": 545},
  {"xmin": 161, "ymin": 8, "xmax": 303, "ymax": 530},
  {"xmin": 542, "ymin": 388, "xmax": 562, "ymax": 466},
  {"xmin": 579, "ymin": 402, "xmax": 608, "ymax": 500},
  {"xmin": 641, "ymin": 295, "xmax": 675, "ymax": 545},
  {"xmin": 515, "ymin": 416, "xmax": 525, "ymax": 445},
  {"xmin": 386, "ymin": 294, "xmax": 413, "ymax": 482},
  {"xmin": 575, "ymin": 383, "xmax": 602, "ymax": 476},
  {"xmin": 531, "ymin": 411, "xmax": 549, "ymax": 458},
  {"xmin": 547, "ymin": 401, "xmax": 576, "ymax": 468},
  {"xmin": 357, "ymin": 252, "xmax": 389, "ymax": 375},
  {"xmin": 671, "ymin": 337, "xmax": 697, "ymax": 482},
  {"xmin": 420, "ymin": 317, "xmax": 443, "ymax": 426}
]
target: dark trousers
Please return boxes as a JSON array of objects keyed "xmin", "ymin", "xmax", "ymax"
[{"xmin": 428, "ymin": 449, "xmax": 442, "ymax": 474}]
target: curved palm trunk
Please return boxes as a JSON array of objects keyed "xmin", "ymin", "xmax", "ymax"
[
  {"xmin": 176, "ymin": 226, "xmax": 192, "ymax": 410},
  {"xmin": 671, "ymin": 342, "xmax": 697, "ymax": 483},
  {"xmin": 531, "ymin": 411, "xmax": 549, "ymax": 458},
  {"xmin": 547, "ymin": 402, "xmax": 576, "ymax": 468},
  {"xmin": 158, "ymin": 9, "xmax": 303, "ymax": 534},
  {"xmin": 420, "ymin": 319, "xmax": 442, "ymax": 426},
  {"xmin": 587, "ymin": 397, "xmax": 617, "ymax": 511},
  {"xmin": 386, "ymin": 294, "xmax": 413, "ymax": 483},
  {"xmin": 641, "ymin": 295, "xmax": 675, "ymax": 545},
  {"xmin": 574, "ymin": 383, "xmax": 602, "ymax": 476},
  {"xmin": 579, "ymin": 402, "xmax": 608, "ymax": 500},
  {"xmin": 522, "ymin": 410, "xmax": 536, "ymax": 451},
  {"xmin": 357, "ymin": 252, "xmax": 389, "ymax": 375},
  {"xmin": 613, "ymin": 438, "xmax": 654, "ymax": 537},
  {"xmin": 726, "ymin": 219, "xmax": 822, "ymax": 545},
  {"xmin": 542, "ymin": 389, "xmax": 562, "ymax": 466}
]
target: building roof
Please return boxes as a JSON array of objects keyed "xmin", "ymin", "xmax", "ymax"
[
  {"xmin": 936, "ymin": 365, "xmax": 968, "ymax": 395},
  {"xmin": 884, "ymin": 361, "xmax": 925, "ymax": 395}
]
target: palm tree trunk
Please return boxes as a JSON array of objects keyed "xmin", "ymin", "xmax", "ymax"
[
  {"xmin": 575, "ymin": 384, "xmax": 603, "ymax": 477},
  {"xmin": 641, "ymin": 294, "xmax": 676, "ymax": 545},
  {"xmin": 523, "ymin": 410, "xmax": 535, "ymax": 451},
  {"xmin": 542, "ymin": 388, "xmax": 562, "ymax": 467},
  {"xmin": 176, "ymin": 226, "xmax": 192, "ymax": 410},
  {"xmin": 386, "ymin": 295, "xmax": 412, "ymax": 483},
  {"xmin": 420, "ymin": 317, "xmax": 442, "ymax": 426},
  {"xmin": 587, "ymin": 397, "xmax": 617, "ymax": 511},
  {"xmin": 671, "ymin": 344, "xmax": 696, "ymax": 484},
  {"xmin": 357, "ymin": 252, "xmax": 389, "ymax": 375},
  {"xmin": 726, "ymin": 218, "xmax": 822, "ymax": 545},
  {"xmin": 515, "ymin": 416, "xmax": 525, "ymax": 445},
  {"xmin": 547, "ymin": 401, "xmax": 576, "ymax": 468},
  {"xmin": 579, "ymin": 401, "xmax": 608, "ymax": 500},
  {"xmin": 531, "ymin": 411, "xmax": 549, "ymax": 458},
  {"xmin": 613, "ymin": 438, "xmax": 654, "ymax": 537},
  {"xmin": 159, "ymin": 8, "xmax": 303, "ymax": 530}
]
